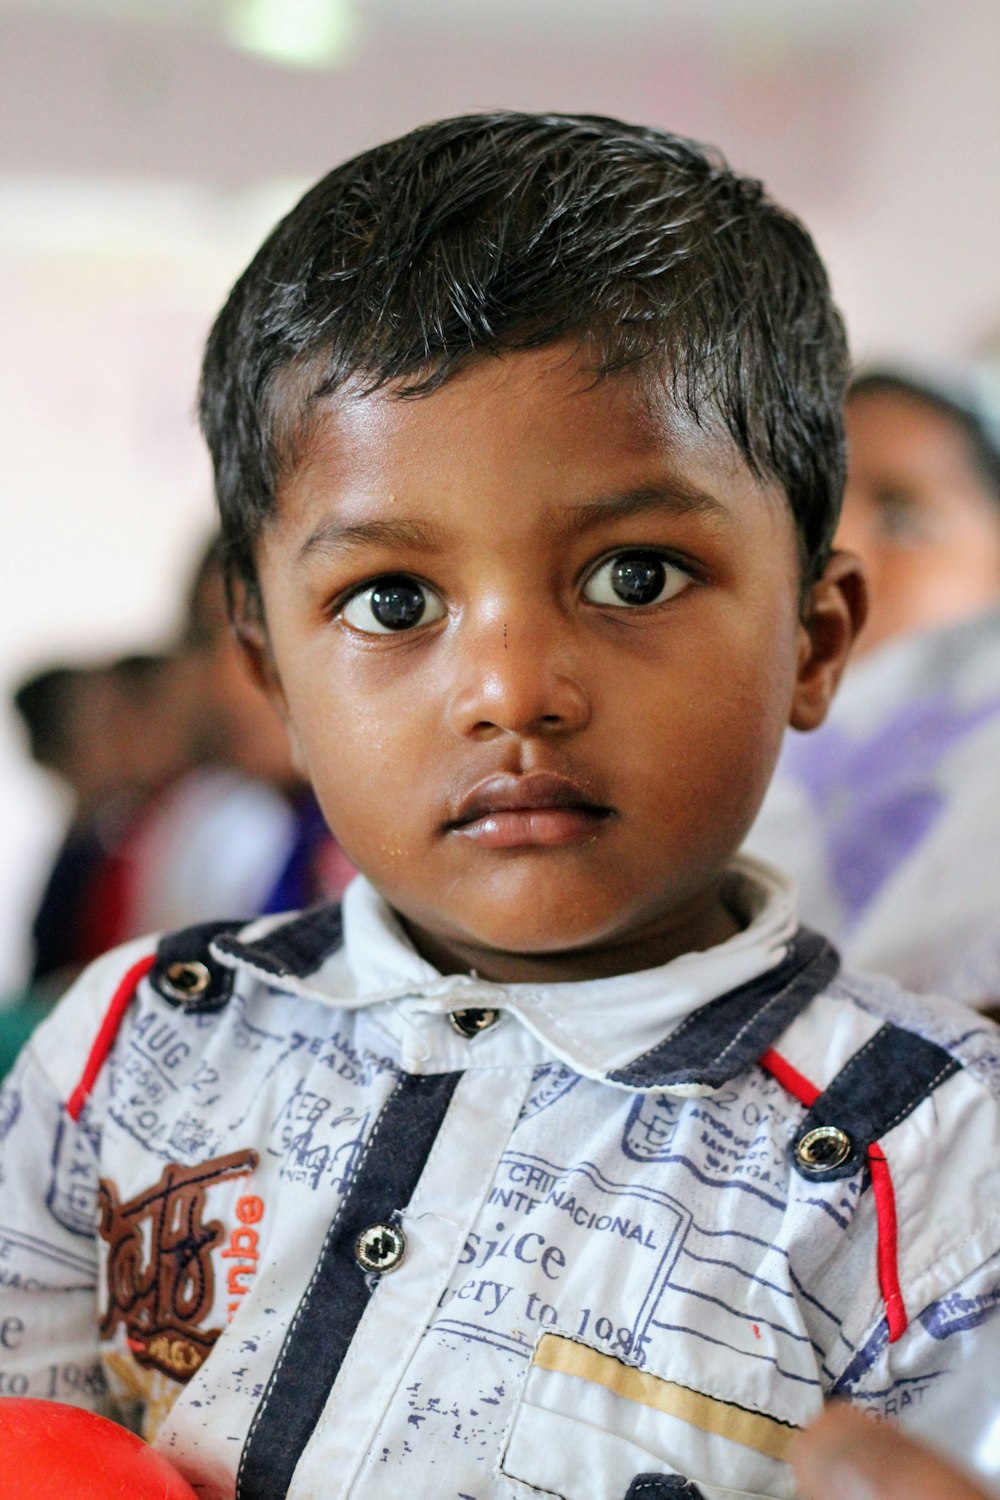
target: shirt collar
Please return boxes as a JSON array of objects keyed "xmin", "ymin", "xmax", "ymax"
[{"xmin": 212, "ymin": 856, "xmax": 838, "ymax": 1094}]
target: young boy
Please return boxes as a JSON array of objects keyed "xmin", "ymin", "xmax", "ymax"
[{"xmin": 2, "ymin": 113, "xmax": 998, "ymax": 1500}]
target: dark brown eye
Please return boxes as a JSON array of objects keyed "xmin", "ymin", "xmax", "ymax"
[
  {"xmin": 583, "ymin": 551, "xmax": 689, "ymax": 608},
  {"xmin": 342, "ymin": 576, "xmax": 446, "ymax": 633}
]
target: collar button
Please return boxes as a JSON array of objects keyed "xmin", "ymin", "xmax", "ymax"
[
  {"xmin": 448, "ymin": 1007, "xmax": 500, "ymax": 1039},
  {"xmin": 161, "ymin": 960, "xmax": 213, "ymax": 1002}
]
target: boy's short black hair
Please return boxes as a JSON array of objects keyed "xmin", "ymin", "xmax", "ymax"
[{"xmin": 200, "ymin": 111, "xmax": 849, "ymax": 597}]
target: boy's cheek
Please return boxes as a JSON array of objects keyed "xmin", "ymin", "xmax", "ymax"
[{"xmin": 285, "ymin": 723, "xmax": 309, "ymax": 778}]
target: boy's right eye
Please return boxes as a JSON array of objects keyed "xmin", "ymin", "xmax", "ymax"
[{"xmin": 339, "ymin": 575, "xmax": 446, "ymax": 634}]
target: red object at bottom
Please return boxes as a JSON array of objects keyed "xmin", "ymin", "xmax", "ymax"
[{"xmin": 0, "ymin": 1398, "xmax": 197, "ymax": 1498}]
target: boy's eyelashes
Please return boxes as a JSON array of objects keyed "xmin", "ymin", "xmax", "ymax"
[{"xmin": 331, "ymin": 548, "xmax": 699, "ymax": 637}]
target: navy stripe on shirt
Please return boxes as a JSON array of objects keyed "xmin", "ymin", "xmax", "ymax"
[{"xmin": 235, "ymin": 1067, "xmax": 462, "ymax": 1500}]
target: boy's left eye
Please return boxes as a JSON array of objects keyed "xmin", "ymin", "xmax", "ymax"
[
  {"xmin": 582, "ymin": 550, "xmax": 690, "ymax": 608},
  {"xmin": 340, "ymin": 575, "xmax": 447, "ymax": 634}
]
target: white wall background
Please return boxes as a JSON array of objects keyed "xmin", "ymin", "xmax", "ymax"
[{"xmin": 1, "ymin": 0, "xmax": 998, "ymax": 985}]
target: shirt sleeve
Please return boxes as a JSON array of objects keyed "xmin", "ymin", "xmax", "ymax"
[
  {"xmin": 825, "ymin": 1056, "xmax": 1000, "ymax": 1416},
  {"xmin": 0, "ymin": 939, "xmax": 155, "ymax": 1413},
  {"xmin": 0, "ymin": 1042, "xmax": 105, "ymax": 1408}
]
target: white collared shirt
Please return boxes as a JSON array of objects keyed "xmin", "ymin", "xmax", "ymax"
[{"xmin": 1, "ymin": 857, "xmax": 999, "ymax": 1500}]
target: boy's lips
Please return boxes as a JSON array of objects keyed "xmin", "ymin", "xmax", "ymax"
[{"xmin": 444, "ymin": 772, "xmax": 614, "ymax": 849}]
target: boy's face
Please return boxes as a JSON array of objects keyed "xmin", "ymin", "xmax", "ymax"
[{"xmin": 245, "ymin": 346, "xmax": 861, "ymax": 982}]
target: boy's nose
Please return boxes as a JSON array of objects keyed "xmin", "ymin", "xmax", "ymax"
[{"xmin": 446, "ymin": 616, "xmax": 590, "ymax": 741}]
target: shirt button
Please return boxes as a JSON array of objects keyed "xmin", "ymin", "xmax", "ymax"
[
  {"xmin": 795, "ymin": 1124, "xmax": 853, "ymax": 1173},
  {"xmin": 161, "ymin": 960, "xmax": 213, "ymax": 1002},
  {"xmin": 355, "ymin": 1222, "xmax": 407, "ymax": 1275},
  {"xmin": 448, "ymin": 1007, "xmax": 500, "ymax": 1039}
]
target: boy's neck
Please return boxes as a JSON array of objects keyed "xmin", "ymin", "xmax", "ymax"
[{"xmin": 400, "ymin": 883, "xmax": 743, "ymax": 985}]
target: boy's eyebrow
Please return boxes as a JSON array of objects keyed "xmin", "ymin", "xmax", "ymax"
[
  {"xmin": 559, "ymin": 485, "xmax": 731, "ymax": 535},
  {"xmin": 296, "ymin": 485, "xmax": 729, "ymax": 561},
  {"xmin": 298, "ymin": 516, "xmax": 446, "ymax": 560}
]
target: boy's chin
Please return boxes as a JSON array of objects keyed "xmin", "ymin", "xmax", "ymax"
[
  {"xmin": 405, "ymin": 912, "xmax": 599, "ymax": 959},
  {"xmin": 397, "ymin": 890, "xmax": 729, "ymax": 984},
  {"xmin": 398, "ymin": 902, "xmax": 626, "ymax": 978}
]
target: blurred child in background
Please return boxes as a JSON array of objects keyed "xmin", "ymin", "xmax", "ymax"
[
  {"xmin": 748, "ymin": 364, "xmax": 1000, "ymax": 1007},
  {"xmin": 3, "ymin": 535, "xmax": 353, "ymax": 1078},
  {"xmin": 839, "ymin": 367, "xmax": 1000, "ymax": 655},
  {"xmin": 14, "ymin": 652, "xmax": 189, "ymax": 987},
  {"xmin": 126, "ymin": 537, "xmax": 354, "ymax": 934}
]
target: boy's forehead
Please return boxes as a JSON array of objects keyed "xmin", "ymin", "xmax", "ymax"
[
  {"xmin": 279, "ymin": 345, "xmax": 752, "ymax": 508},
  {"xmin": 253, "ymin": 343, "xmax": 802, "ymax": 603}
]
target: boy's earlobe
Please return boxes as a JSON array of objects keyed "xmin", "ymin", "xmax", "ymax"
[
  {"xmin": 789, "ymin": 550, "xmax": 869, "ymax": 732},
  {"xmin": 233, "ymin": 605, "xmax": 308, "ymax": 774},
  {"xmin": 232, "ymin": 600, "xmax": 288, "ymax": 718}
]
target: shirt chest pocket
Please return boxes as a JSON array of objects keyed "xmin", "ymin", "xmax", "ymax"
[{"xmin": 497, "ymin": 1333, "xmax": 799, "ymax": 1500}]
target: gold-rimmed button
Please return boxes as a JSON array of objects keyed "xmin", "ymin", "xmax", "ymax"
[
  {"xmin": 448, "ymin": 1007, "xmax": 500, "ymax": 1039},
  {"xmin": 161, "ymin": 960, "xmax": 212, "ymax": 1002},
  {"xmin": 795, "ymin": 1125, "xmax": 852, "ymax": 1173},
  {"xmin": 355, "ymin": 1223, "xmax": 407, "ymax": 1275}
]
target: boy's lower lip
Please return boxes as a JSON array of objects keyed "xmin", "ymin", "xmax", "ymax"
[{"xmin": 449, "ymin": 807, "xmax": 612, "ymax": 849}]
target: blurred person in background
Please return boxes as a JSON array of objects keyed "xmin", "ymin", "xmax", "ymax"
[
  {"xmin": 3, "ymin": 652, "xmax": 190, "ymax": 1076},
  {"xmin": 121, "ymin": 535, "xmax": 355, "ymax": 936},
  {"xmin": 14, "ymin": 652, "xmax": 189, "ymax": 988},
  {"xmin": 839, "ymin": 368, "xmax": 1000, "ymax": 655},
  {"xmin": 2, "ymin": 536, "xmax": 353, "ymax": 1080},
  {"xmin": 747, "ymin": 363, "xmax": 1000, "ymax": 1009}
]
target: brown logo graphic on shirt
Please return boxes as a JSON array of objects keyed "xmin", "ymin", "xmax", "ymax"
[{"xmin": 98, "ymin": 1148, "xmax": 259, "ymax": 1382}]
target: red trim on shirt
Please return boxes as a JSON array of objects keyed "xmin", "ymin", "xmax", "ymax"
[
  {"xmin": 65, "ymin": 953, "xmax": 156, "ymax": 1122},
  {"xmin": 761, "ymin": 1047, "xmax": 907, "ymax": 1339},
  {"xmin": 758, "ymin": 1047, "xmax": 821, "ymax": 1107},
  {"xmin": 868, "ymin": 1143, "xmax": 908, "ymax": 1342}
]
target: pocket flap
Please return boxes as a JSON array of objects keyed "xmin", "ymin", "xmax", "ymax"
[{"xmin": 498, "ymin": 1332, "xmax": 800, "ymax": 1499}]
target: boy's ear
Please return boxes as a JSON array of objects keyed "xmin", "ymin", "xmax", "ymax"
[
  {"xmin": 232, "ymin": 591, "xmax": 307, "ymax": 772},
  {"xmin": 790, "ymin": 550, "xmax": 869, "ymax": 732},
  {"xmin": 233, "ymin": 609, "xmax": 284, "ymax": 710}
]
